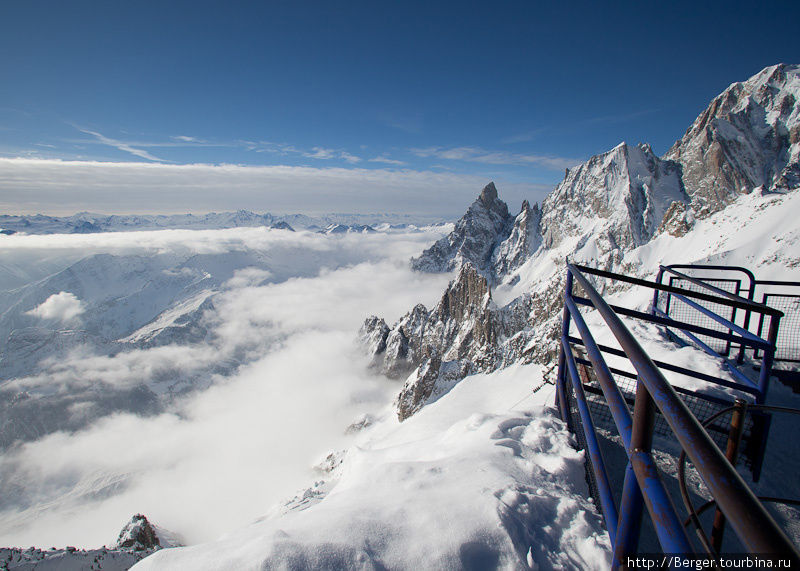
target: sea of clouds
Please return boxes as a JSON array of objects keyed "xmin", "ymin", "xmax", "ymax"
[{"xmin": 0, "ymin": 225, "xmax": 453, "ymax": 548}]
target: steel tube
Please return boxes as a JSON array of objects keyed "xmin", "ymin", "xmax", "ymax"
[
  {"xmin": 575, "ymin": 296, "xmax": 773, "ymax": 351},
  {"xmin": 612, "ymin": 463, "xmax": 645, "ymax": 568},
  {"xmin": 711, "ymin": 399, "xmax": 747, "ymax": 552},
  {"xmin": 573, "ymin": 264, "xmax": 779, "ymax": 317},
  {"xmin": 556, "ymin": 270, "xmax": 574, "ymax": 423},
  {"xmin": 561, "ymin": 335, "xmax": 619, "ymax": 542},
  {"xmin": 567, "ymin": 336, "xmax": 760, "ymax": 395},
  {"xmin": 669, "ymin": 292, "xmax": 766, "ymax": 344},
  {"xmin": 630, "ymin": 450, "xmax": 694, "ymax": 555}
]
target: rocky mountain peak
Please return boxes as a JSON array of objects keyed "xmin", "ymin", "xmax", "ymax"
[
  {"xmin": 410, "ymin": 183, "xmax": 513, "ymax": 278},
  {"xmin": 479, "ymin": 181, "xmax": 499, "ymax": 205},
  {"xmin": 666, "ymin": 63, "xmax": 800, "ymax": 216},
  {"xmin": 539, "ymin": 141, "xmax": 687, "ymax": 252},
  {"xmin": 114, "ymin": 514, "xmax": 161, "ymax": 551}
]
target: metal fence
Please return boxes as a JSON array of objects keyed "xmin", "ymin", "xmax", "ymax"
[
  {"xmin": 655, "ymin": 265, "xmax": 800, "ymax": 375},
  {"xmin": 556, "ymin": 263, "xmax": 798, "ymax": 566}
]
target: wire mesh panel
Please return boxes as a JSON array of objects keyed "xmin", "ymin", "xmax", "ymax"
[
  {"xmin": 574, "ymin": 357, "xmax": 758, "ymax": 470},
  {"xmin": 762, "ymin": 294, "xmax": 800, "ymax": 367},
  {"xmin": 663, "ymin": 277, "xmax": 741, "ymax": 356},
  {"xmin": 563, "ymin": 360, "xmax": 606, "ymax": 520}
]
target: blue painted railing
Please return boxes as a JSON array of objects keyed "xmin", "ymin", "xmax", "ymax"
[{"xmin": 556, "ymin": 263, "xmax": 799, "ymax": 565}]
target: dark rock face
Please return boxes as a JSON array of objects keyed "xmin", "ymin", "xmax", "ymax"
[
  {"xmin": 114, "ymin": 514, "xmax": 161, "ymax": 550},
  {"xmin": 362, "ymin": 263, "xmax": 532, "ymax": 420},
  {"xmin": 666, "ymin": 63, "xmax": 800, "ymax": 217},
  {"xmin": 270, "ymin": 221, "xmax": 295, "ymax": 231},
  {"xmin": 411, "ymin": 182, "xmax": 514, "ymax": 280},
  {"xmin": 492, "ymin": 200, "xmax": 542, "ymax": 278}
]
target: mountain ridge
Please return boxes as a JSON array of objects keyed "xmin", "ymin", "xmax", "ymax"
[{"xmin": 365, "ymin": 63, "xmax": 800, "ymax": 421}]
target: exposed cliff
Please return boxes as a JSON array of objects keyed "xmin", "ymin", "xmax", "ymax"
[{"xmin": 666, "ymin": 63, "xmax": 800, "ymax": 216}]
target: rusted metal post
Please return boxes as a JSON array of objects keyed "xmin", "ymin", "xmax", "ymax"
[{"xmin": 710, "ymin": 398, "xmax": 748, "ymax": 552}]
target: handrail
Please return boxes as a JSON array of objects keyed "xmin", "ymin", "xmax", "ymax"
[
  {"xmin": 573, "ymin": 295, "xmax": 774, "ymax": 352},
  {"xmin": 561, "ymin": 263, "xmax": 799, "ymax": 560},
  {"xmin": 661, "ymin": 266, "xmax": 755, "ymax": 306},
  {"xmin": 574, "ymin": 264, "xmax": 782, "ymax": 317},
  {"xmin": 661, "ymin": 264, "xmax": 756, "ymax": 300}
]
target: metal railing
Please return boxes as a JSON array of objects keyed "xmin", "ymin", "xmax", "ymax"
[
  {"xmin": 655, "ymin": 265, "xmax": 800, "ymax": 374},
  {"xmin": 556, "ymin": 263, "xmax": 799, "ymax": 566}
]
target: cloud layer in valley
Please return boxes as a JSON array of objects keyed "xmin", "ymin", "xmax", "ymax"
[{"xmin": 0, "ymin": 226, "xmax": 453, "ymax": 548}]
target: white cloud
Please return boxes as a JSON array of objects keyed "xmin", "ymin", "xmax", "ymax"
[
  {"xmin": 303, "ymin": 147, "xmax": 362, "ymax": 164},
  {"xmin": 0, "ymin": 157, "xmax": 551, "ymax": 217},
  {"xmin": 410, "ymin": 145, "xmax": 580, "ymax": 170},
  {"xmin": 339, "ymin": 151, "xmax": 362, "ymax": 164},
  {"xmin": 78, "ymin": 128, "xmax": 167, "ymax": 163},
  {"xmin": 25, "ymin": 291, "xmax": 85, "ymax": 322},
  {"xmin": 368, "ymin": 155, "xmax": 406, "ymax": 165},
  {"xmin": 171, "ymin": 135, "xmax": 204, "ymax": 143}
]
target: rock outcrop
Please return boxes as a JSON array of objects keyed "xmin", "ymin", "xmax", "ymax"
[
  {"xmin": 0, "ymin": 514, "xmax": 182, "ymax": 570},
  {"xmin": 411, "ymin": 182, "xmax": 514, "ymax": 281},
  {"xmin": 362, "ymin": 263, "xmax": 532, "ymax": 420},
  {"xmin": 114, "ymin": 514, "xmax": 162, "ymax": 551}
]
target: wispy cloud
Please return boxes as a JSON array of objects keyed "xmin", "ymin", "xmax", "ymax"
[
  {"xmin": 411, "ymin": 146, "xmax": 579, "ymax": 170},
  {"xmin": 77, "ymin": 128, "xmax": 168, "ymax": 162},
  {"xmin": 239, "ymin": 141, "xmax": 365, "ymax": 164},
  {"xmin": 302, "ymin": 147, "xmax": 362, "ymax": 163},
  {"xmin": 500, "ymin": 129, "xmax": 546, "ymax": 144},
  {"xmin": 171, "ymin": 135, "xmax": 205, "ymax": 144},
  {"xmin": 368, "ymin": 156, "xmax": 406, "ymax": 166}
]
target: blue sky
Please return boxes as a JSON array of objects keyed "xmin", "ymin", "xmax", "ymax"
[{"xmin": 1, "ymin": 0, "xmax": 799, "ymax": 216}]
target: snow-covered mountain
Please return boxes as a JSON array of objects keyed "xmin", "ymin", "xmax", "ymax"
[
  {"xmin": 539, "ymin": 142, "xmax": 687, "ymax": 252},
  {"xmin": 666, "ymin": 63, "xmax": 800, "ymax": 216},
  {"xmin": 366, "ymin": 64, "xmax": 800, "ymax": 422}
]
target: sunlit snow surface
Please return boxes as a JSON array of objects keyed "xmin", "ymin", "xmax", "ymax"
[{"xmin": 134, "ymin": 365, "xmax": 611, "ymax": 570}]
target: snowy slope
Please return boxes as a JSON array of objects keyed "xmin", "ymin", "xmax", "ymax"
[{"xmin": 132, "ymin": 365, "xmax": 611, "ymax": 570}]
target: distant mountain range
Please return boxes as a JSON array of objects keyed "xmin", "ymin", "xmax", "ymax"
[{"xmin": 0, "ymin": 210, "xmax": 447, "ymax": 235}]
